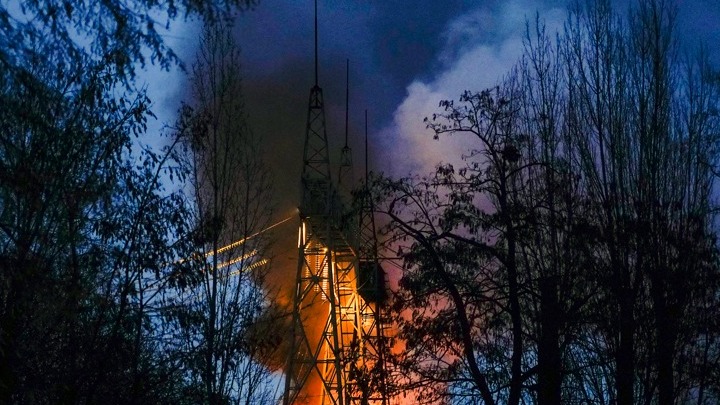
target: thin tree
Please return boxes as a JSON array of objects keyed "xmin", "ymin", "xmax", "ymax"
[{"xmin": 170, "ymin": 22, "xmax": 279, "ymax": 404}]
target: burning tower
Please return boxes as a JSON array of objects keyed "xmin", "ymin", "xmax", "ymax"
[{"xmin": 282, "ymin": 1, "xmax": 388, "ymax": 404}]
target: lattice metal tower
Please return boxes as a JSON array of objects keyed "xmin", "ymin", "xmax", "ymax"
[
  {"xmin": 283, "ymin": 2, "xmax": 388, "ymax": 404},
  {"xmin": 353, "ymin": 111, "xmax": 389, "ymax": 405}
]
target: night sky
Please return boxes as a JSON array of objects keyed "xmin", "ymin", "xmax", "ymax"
[{"xmin": 142, "ymin": 0, "xmax": 720, "ymax": 209}]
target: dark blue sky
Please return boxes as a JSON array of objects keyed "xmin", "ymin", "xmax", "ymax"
[
  {"xmin": 143, "ymin": 0, "xmax": 719, "ymax": 205},
  {"xmin": 230, "ymin": 0, "xmax": 718, "ymax": 175},
  {"xmin": 227, "ymin": 0, "xmax": 569, "ymax": 197}
]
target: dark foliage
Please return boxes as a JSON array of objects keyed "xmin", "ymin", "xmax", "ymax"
[
  {"xmin": 0, "ymin": 0, "xmax": 278, "ymax": 403},
  {"xmin": 372, "ymin": 1, "xmax": 720, "ymax": 404}
]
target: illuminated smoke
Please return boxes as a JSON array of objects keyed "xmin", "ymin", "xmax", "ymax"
[{"xmin": 189, "ymin": 3, "xmax": 562, "ymax": 403}]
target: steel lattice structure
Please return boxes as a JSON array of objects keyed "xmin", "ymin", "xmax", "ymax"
[{"xmin": 282, "ymin": 2, "xmax": 388, "ymax": 404}]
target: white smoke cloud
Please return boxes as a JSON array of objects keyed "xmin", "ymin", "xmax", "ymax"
[{"xmin": 378, "ymin": 1, "xmax": 565, "ymax": 175}]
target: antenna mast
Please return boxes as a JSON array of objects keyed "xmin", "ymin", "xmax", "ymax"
[
  {"xmin": 314, "ymin": 0, "xmax": 318, "ymax": 86},
  {"xmin": 284, "ymin": 2, "xmax": 389, "ymax": 403},
  {"xmin": 338, "ymin": 59, "xmax": 353, "ymax": 191},
  {"xmin": 357, "ymin": 110, "xmax": 390, "ymax": 404},
  {"xmin": 285, "ymin": 1, "xmax": 352, "ymax": 404}
]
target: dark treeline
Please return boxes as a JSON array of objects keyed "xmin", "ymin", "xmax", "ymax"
[
  {"xmin": 373, "ymin": 1, "xmax": 720, "ymax": 404},
  {"xmin": 3, "ymin": 0, "xmax": 720, "ymax": 404},
  {"xmin": 0, "ymin": 1, "xmax": 285, "ymax": 404}
]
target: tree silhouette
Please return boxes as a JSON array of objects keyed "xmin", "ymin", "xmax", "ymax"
[
  {"xmin": 372, "ymin": 1, "xmax": 720, "ymax": 404},
  {"xmin": 165, "ymin": 22, "xmax": 280, "ymax": 404},
  {"xmin": 0, "ymin": 0, "xmax": 261, "ymax": 402}
]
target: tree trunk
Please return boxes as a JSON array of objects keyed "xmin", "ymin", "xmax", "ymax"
[
  {"xmin": 651, "ymin": 275, "xmax": 675, "ymax": 405},
  {"xmin": 617, "ymin": 285, "xmax": 635, "ymax": 405},
  {"xmin": 538, "ymin": 276, "xmax": 562, "ymax": 405},
  {"xmin": 501, "ymin": 180, "xmax": 523, "ymax": 405}
]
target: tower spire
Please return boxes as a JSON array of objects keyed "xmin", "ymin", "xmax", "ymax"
[
  {"xmin": 299, "ymin": 0, "xmax": 329, "ymax": 185},
  {"xmin": 314, "ymin": 0, "xmax": 318, "ymax": 86},
  {"xmin": 338, "ymin": 59, "xmax": 353, "ymax": 190},
  {"xmin": 364, "ymin": 109, "xmax": 368, "ymax": 180},
  {"xmin": 345, "ymin": 59, "xmax": 349, "ymax": 147}
]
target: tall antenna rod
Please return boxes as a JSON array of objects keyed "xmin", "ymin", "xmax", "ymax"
[
  {"xmin": 337, "ymin": 59, "xmax": 353, "ymax": 190},
  {"xmin": 344, "ymin": 59, "xmax": 349, "ymax": 147},
  {"xmin": 314, "ymin": 0, "xmax": 318, "ymax": 86},
  {"xmin": 365, "ymin": 109, "xmax": 369, "ymax": 179}
]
